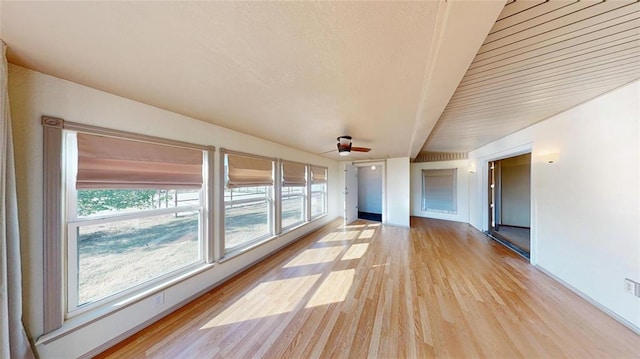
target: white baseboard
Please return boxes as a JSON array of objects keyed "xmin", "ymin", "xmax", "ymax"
[
  {"xmin": 534, "ymin": 264, "xmax": 640, "ymax": 335},
  {"xmin": 383, "ymin": 222, "xmax": 410, "ymax": 228}
]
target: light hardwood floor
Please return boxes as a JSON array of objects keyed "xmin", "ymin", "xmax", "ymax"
[{"xmin": 96, "ymin": 218, "xmax": 639, "ymax": 358}]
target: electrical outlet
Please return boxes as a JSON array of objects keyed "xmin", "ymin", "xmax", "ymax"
[
  {"xmin": 624, "ymin": 279, "xmax": 634, "ymax": 294},
  {"xmin": 624, "ymin": 278, "xmax": 640, "ymax": 297},
  {"xmin": 152, "ymin": 292, "xmax": 165, "ymax": 307}
]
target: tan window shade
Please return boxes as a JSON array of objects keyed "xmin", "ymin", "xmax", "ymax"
[
  {"xmin": 422, "ymin": 168, "xmax": 457, "ymax": 212},
  {"xmin": 282, "ymin": 161, "xmax": 306, "ymax": 187},
  {"xmin": 76, "ymin": 133, "xmax": 203, "ymax": 189},
  {"xmin": 227, "ymin": 153, "xmax": 273, "ymax": 188},
  {"xmin": 310, "ymin": 165, "xmax": 327, "ymax": 183}
]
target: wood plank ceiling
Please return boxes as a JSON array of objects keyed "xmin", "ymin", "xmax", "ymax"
[{"xmin": 421, "ymin": 0, "xmax": 640, "ymax": 154}]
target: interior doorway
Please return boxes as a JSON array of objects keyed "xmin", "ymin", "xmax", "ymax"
[
  {"xmin": 344, "ymin": 162, "xmax": 385, "ymax": 224},
  {"xmin": 357, "ymin": 165, "xmax": 382, "ymax": 222},
  {"xmin": 488, "ymin": 153, "xmax": 531, "ymax": 258},
  {"xmin": 344, "ymin": 164, "xmax": 358, "ymax": 224}
]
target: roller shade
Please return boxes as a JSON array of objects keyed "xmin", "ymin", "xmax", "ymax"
[
  {"xmin": 76, "ymin": 133, "xmax": 203, "ymax": 189},
  {"xmin": 227, "ymin": 153, "xmax": 273, "ymax": 188},
  {"xmin": 282, "ymin": 161, "xmax": 306, "ymax": 187},
  {"xmin": 422, "ymin": 169, "xmax": 457, "ymax": 212},
  {"xmin": 310, "ymin": 165, "xmax": 327, "ymax": 183}
]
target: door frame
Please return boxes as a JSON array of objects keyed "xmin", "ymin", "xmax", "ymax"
[
  {"xmin": 479, "ymin": 143, "xmax": 535, "ymax": 262},
  {"xmin": 354, "ymin": 161, "xmax": 385, "ymax": 223},
  {"xmin": 343, "ymin": 160, "xmax": 386, "ymax": 224},
  {"xmin": 344, "ymin": 163, "xmax": 358, "ymax": 224}
]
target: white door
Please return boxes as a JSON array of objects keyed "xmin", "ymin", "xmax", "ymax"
[{"xmin": 344, "ymin": 163, "xmax": 358, "ymax": 224}]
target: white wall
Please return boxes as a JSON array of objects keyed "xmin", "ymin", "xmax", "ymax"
[
  {"xmin": 357, "ymin": 166, "xmax": 382, "ymax": 214},
  {"xmin": 411, "ymin": 160, "xmax": 469, "ymax": 223},
  {"xmin": 468, "ymin": 80, "xmax": 640, "ymax": 331},
  {"xmin": 385, "ymin": 157, "xmax": 410, "ymax": 227},
  {"xmin": 8, "ymin": 64, "xmax": 341, "ymax": 358}
]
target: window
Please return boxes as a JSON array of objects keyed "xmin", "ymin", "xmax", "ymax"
[
  {"xmin": 422, "ymin": 168, "xmax": 457, "ymax": 214},
  {"xmin": 310, "ymin": 165, "xmax": 328, "ymax": 218},
  {"xmin": 40, "ymin": 117, "xmax": 327, "ymax": 333},
  {"xmin": 59, "ymin": 126, "xmax": 210, "ymax": 316},
  {"xmin": 281, "ymin": 161, "xmax": 307, "ymax": 230},
  {"xmin": 223, "ymin": 151, "xmax": 275, "ymax": 251}
]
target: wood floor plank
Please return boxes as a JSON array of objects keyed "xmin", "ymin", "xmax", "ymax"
[{"xmin": 95, "ymin": 218, "xmax": 640, "ymax": 359}]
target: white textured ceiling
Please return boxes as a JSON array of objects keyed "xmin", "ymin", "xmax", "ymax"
[
  {"xmin": 422, "ymin": 0, "xmax": 640, "ymax": 153},
  {"xmin": 0, "ymin": 0, "xmax": 505, "ymax": 160}
]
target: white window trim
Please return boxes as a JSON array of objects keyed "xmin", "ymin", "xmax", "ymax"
[
  {"xmin": 41, "ymin": 116, "xmax": 215, "ymax": 332},
  {"xmin": 310, "ymin": 186, "xmax": 328, "ymax": 219},
  {"xmin": 309, "ymin": 165, "xmax": 328, "ymax": 220},
  {"xmin": 280, "ymin": 160, "xmax": 308, "ymax": 233},
  {"xmin": 281, "ymin": 188, "xmax": 307, "ymax": 232},
  {"xmin": 40, "ymin": 116, "xmax": 331, "ymax": 342},
  {"xmin": 223, "ymin": 190, "xmax": 274, "ymax": 253},
  {"xmin": 221, "ymin": 149, "xmax": 277, "ymax": 255}
]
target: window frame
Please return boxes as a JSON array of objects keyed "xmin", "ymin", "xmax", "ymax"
[
  {"xmin": 42, "ymin": 117, "xmax": 215, "ymax": 330},
  {"xmin": 309, "ymin": 165, "xmax": 328, "ymax": 219},
  {"xmin": 41, "ymin": 117, "xmax": 330, "ymax": 336},
  {"xmin": 221, "ymin": 149, "xmax": 276, "ymax": 254},
  {"xmin": 280, "ymin": 160, "xmax": 308, "ymax": 232}
]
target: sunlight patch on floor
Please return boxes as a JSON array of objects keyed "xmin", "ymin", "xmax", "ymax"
[
  {"xmin": 338, "ymin": 224, "xmax": 367, "ymax": 229},
  {"xmin": 317, "ymin": 230, "xmax": 359, "ymax": 243},
  {"xmin": 200, "ymin": 274, "xmax": 321, "ymax": 329},
  {"xmin": 341, "ymin": 243, "xmax": 369, "ymax": 260},
  {"xmin": 358, "ymin": 229, "xmax": 375, "ymax": 239},
  {"xmin": 282, "ymin": 246, "xmax": 345, "ymax": 268},
  {"xmin": 306, "ymin": 269, "xmax": 355, "ymax": 308}
]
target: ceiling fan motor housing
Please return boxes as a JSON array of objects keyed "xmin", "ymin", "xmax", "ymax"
[{"xmin": 337, "ymin": 136, "xmax": 352, "ymax": 154}]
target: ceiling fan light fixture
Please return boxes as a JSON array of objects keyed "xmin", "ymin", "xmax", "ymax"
[
  {"xmin": 334, "ymin": 135, "xmax": 370, "ymax": 155},
  {"xmin": 337, "ymin": 135, "xmax": 352, "ymax": 155}
]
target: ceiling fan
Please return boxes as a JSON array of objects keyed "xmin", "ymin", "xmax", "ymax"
[{"xmin": 336, "ymin": 135, "xmax": 371, "ymax": 156}]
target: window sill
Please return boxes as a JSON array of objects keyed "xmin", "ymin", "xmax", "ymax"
[
  {"xmin": 36, "ymin": 214, "xmax": 333, "ymax": 348},
  {"xmin": 310, "ymin": 213, "xmax": 328, "ymax": 221},
  {"xmin": 219, "ymin": 234, "xmax": 279, "ymax": 263},
  {"xmin": 35, "ymin": 261, "xmax": 216, "ymax": 346},
  {"xmin": 221, "ymin": 215, "xmax": 328, "ymax": 263},
  {"xmin": 280, "ymin": 221, "xmax": 308, "ymax": 235}
]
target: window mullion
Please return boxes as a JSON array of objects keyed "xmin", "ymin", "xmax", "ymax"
[
  {"xmin": 65, "ymin": 133, "xmax": 80, "ymax": 315},
  {"xmin": 225, "ymin": 196, "xmax": 268, "ymax": 206},
  {"xmin": 275, "ymin": 159, "xmax": 282, "ymax": 235},
  {"xmin": 67, "ymin": 224, "xmax": 80, "ymax": 313},
  {"xmin": 68, "ymin": 205, "xmax": 202, "ymax": 226},
  {"xmin": 204, "ymin": 147, "xmax": 215, "ymax": 264},
  {"xmin": 306, "ymin": 165, "xmax": 312, "ymax": 221},
  {"xmin": 269, "ymin": 186, "xmax": 276, "ymax": 236}
]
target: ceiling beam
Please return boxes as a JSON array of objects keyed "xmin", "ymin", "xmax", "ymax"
[{"xmin": 407, "ymin": 0, "xmax": 507, "ymax": 159}]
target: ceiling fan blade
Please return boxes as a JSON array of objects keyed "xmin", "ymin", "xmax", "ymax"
[{"xmin": 351, "ymin": 146, "xmax": 371, "ymax": 152}]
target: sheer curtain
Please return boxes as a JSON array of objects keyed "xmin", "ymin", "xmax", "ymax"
[{"xmin": 0, "ymin": 40, "xmax": 36, "ymax": 358}]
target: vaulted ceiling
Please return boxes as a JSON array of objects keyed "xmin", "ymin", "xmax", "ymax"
[
  {"xmin": 422, "ymin": 0, "xmax": 640, "ymax": 153},
  {"xmin": 2, "ymin": 1, "xmax": 637, "ymax": 160}
]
